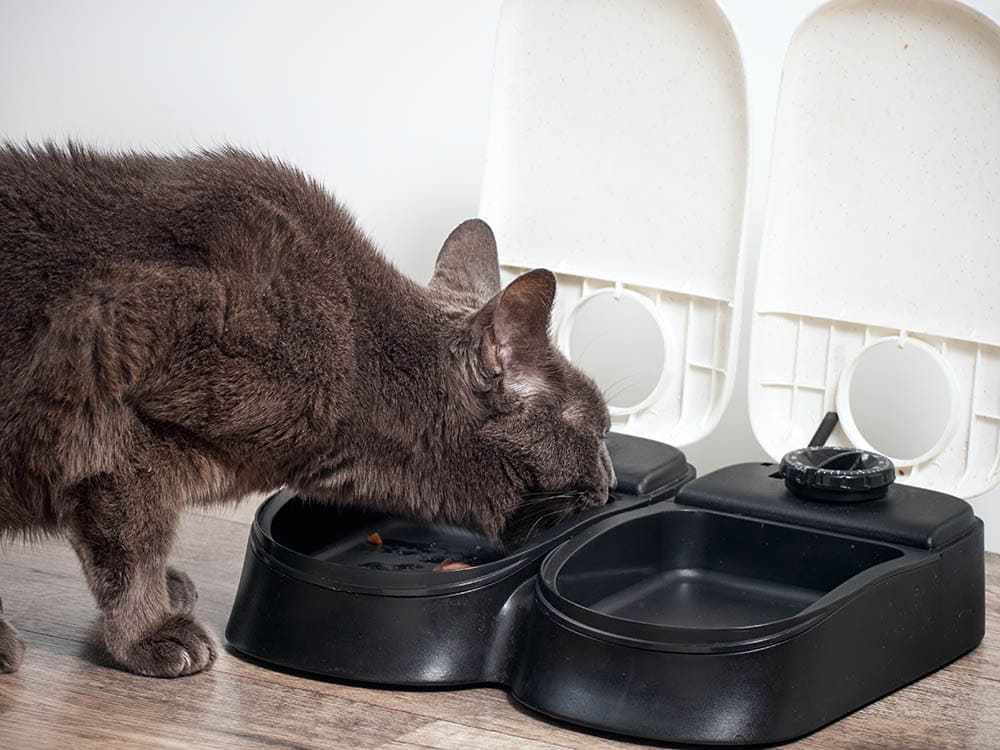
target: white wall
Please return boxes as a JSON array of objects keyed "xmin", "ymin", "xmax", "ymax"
[
  {"xmin": 1, "ymin": 0, "xmax": 997, "ymax": 550},
  {"xmin": 0, "ymin": 0, "xmax": 502, "ymax": 281}
]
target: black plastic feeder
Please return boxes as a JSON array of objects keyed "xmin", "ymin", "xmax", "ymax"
[{"xmin": 226, "ymin": 438, "xmax": 984, "ymax": 745}]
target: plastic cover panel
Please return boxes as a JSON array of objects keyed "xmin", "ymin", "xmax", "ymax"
[
  {"xmin": 480, "ymin": 0, "xmax": 749, "ymax": 445},
  {"xmin": 750, "ymin": 0, "xmax": 1000, "ymax": 497}
]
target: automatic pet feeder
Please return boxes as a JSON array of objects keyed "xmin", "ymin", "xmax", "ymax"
[{"xmin": 228, "ymin": 0, "xmax": 992, "ymax": 744}]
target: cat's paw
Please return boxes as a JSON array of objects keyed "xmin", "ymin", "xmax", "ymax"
[
  {"xmin": 0, "ymin": 617, "xmax": 26, "ymax": 674},
  {"xmin": 166, "ymin": 567, "xmax": 198, "ymax": 615},
  {"xmin": 117, "ymin": 615, "xmax": 216, "ymax": 677}
]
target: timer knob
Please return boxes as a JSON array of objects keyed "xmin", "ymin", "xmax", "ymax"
[{"xmin": 780, "ymin": 446, "xmax": 895, "ymax": 503}]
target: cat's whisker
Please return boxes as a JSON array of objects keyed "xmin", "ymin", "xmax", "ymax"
[
  {"xmin": 602, "ymin": 377, "xmax": 649, "ymax": 407},
  {"xmin": 571, "ymin": 326, "xmax": 618, "ymax": 363},
  {"xmin": 520, "ymin": 506, "xmax": 570, "ymax": 540},
  {"xmin": 517, "ymin": 490, "xmax": 586, "ymax": 506},
  {"xmin": 600, "ymin": 372, "xmax": 644, "ymax": 400},
  {"xmin": 519, "ymin": 488, "xmax": 587, "ymax": 499}
]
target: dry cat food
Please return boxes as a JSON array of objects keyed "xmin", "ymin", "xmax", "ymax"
[
  {"xmin": 433, "ymin": 557, "xmax": 472, "ymax": 572},
  {"xmin": 367, "ymin": 532, "xmax": 383, "ymax": 546}
]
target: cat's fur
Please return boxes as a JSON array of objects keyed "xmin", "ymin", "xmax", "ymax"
[{"xmin": 0, "ymin": 144, "xmax": 614, "ymax": 677}]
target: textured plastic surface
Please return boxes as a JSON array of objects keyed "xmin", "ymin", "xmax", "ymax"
[
  {"xmin": 225, "ymin": 434, "xmax": 694, "ymax": 685},
  {"xmin": 750, "ymin": 0, "xmax": 1000, "ymax": 497},
  {"xmin": 513, "ymin": 463, "xmax": 984, "ymax": 745},
  {"xmin": 480, "ymin": 0, "xmax": 749, "ymax": 445}
]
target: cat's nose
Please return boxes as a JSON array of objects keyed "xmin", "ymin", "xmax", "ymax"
[{"xmin": 600, "ymin": 442, "xmax": 617, "ymax": 490}]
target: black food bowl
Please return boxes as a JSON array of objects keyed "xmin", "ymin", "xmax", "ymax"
[
  {"xmin": 226, "ymin": 433, "xmax": 694, "ymax": 685},
  {"xmin": 512, "ymin": 460, "xmax": 984, "ymax": 745}
]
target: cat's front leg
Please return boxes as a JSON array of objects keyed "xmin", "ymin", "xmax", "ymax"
[
  {"xmin": 68, "ymin": 481, "xmax": 216, "ymax": 677},
  {"xmin": 166, "ymin": 567, "xmax": 198, "ymax": 615}
]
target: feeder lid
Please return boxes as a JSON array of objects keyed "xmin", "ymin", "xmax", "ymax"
[
  {"xmin": 749, "ymin": 0, "xmax": 1000, "ymax": 498},
  {"xmin": 781, "ymin": 447, "xmax": 895, "ymax": 503},
  {"xmin": 479, "ymin": 0, "xmax": 749, "ymax": 447}
]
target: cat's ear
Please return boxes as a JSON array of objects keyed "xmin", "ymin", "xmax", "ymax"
[
  {"xmin": 430, "ymin": 219, "xmax": 501, "ymax": 304},
  {"xmin": 480, "ymin": 268, "xmax": 556, "ymax": 379}
]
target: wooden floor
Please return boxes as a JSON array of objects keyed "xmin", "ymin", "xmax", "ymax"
[{"xmin": 0, "ymin": 510, "xmax": 997, "ymax": 750}]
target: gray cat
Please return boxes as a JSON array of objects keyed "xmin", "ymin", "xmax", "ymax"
[{"xmin": 0, "ymin": 144, "xmax": 614, "ymax": 677}]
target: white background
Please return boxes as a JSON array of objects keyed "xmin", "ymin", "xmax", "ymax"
[{"xmin": 2, "ymin": 0, "xmax": 997, "ymax": 550}]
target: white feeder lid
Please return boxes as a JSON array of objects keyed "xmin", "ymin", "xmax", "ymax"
[
  {"xmin": 479, "ymin": 0, "xmax": 750, "ymax": 447},
  {"xmin": 750, "ymin": 0, "xmax": 1000, "ymax": 497}
]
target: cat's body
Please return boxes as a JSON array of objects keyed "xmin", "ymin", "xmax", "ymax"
[{"xmin": 0, "ymin": 144, "xmax": 613, "ymax": 677}]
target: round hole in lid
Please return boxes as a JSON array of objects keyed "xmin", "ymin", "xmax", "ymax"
[
  {"xmin": 563, "ymin": 289, "xmax": 666, "ymax": 413},
  {"xmin": 836, "ymin": 337, "xmax": 958, "ymax": 466}
]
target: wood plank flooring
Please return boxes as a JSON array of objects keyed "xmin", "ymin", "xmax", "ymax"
[{"xmin": 0, "ymin": 510, "xmax": 997, "ymax": 749}]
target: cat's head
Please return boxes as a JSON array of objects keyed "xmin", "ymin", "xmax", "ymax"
[{"xmin": 430, "ymin": 219, "xmax": 616, "ymax": 543}]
